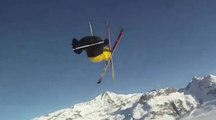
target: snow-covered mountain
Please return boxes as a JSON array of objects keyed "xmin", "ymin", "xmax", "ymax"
[
  {"xmin": 33, "ymin": 92, "xmax": 143, "ymax": 120},
  {"xmin": 179, "ymin": 74, "xmax": 216, "ymax": 104},
  {"xmin": 33, "ymin": 74, "xmax": 216, "ymax": 120}
]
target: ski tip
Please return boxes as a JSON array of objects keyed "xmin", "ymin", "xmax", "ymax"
[
  {"xmin": 106, "ymin": 21, "xmax": 110, "ymax": 26},
  {"xmin": 112, "ymin": 73, "xmax": 115, "ymax": 80},
  {"xmin": 112, "ymin": 74, "xmax": 115, "ymax": 80},
  {"xmin": 120, "ymin": 28, "xmax": 123, "ymax": 32},
  {"xmin": 97, "ymin": 80, "xmax": 102, "ymax": 84},
  {"xmin": 97, "ymin": 77, "xmax": 103, "ymax": 84}
]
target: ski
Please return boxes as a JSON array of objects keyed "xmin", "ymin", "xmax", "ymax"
[
  {"xmin": 97, "ymin": 28, "xmax": 124, "ymax": 84},
  {"xmin": 106, "ymin": 23, "xmax": 115, "ymax": 80}
]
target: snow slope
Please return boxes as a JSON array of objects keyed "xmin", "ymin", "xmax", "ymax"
[
  {"xmin": 181, "ymin": 100, "xmax": 216, "ymax": 120},
  {"xmin": 33, "ymin": 74, "xmax": 216, "ymax": 120}
]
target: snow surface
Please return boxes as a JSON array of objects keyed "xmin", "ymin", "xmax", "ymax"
[
  {"xmin": 33, "ymin": 74, "xmax": 216, "ymax": 120},
  {"xmin": 181, "ymin": 100, "xmax": 216, "ymax": 120}
]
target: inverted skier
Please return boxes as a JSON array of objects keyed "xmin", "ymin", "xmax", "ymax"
[{"xmin": 72, "ymin": 36, "xmax": 112, "ymax": 63}]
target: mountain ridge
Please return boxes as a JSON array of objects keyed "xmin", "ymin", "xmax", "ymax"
[{"xmin": 33, "ymin": 74, "xmax": 216, "ymax": 120}]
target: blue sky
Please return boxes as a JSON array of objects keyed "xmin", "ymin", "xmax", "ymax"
[{"xmin": 1, "ymin": 0, "xmax": 216, "ymax": 120}]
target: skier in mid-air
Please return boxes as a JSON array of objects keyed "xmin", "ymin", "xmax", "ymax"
[
  {"xmin": 72, "ymin": 27, "xmax": 123, "ymax": 84},
  {"xmin": 72, "ymin": 36, "xmax": 112, "ymax": 63}
]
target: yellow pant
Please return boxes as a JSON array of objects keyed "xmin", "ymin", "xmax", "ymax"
[{"xmin": 89, "ymin": 51, "xmax": 112, "ymax": 63}]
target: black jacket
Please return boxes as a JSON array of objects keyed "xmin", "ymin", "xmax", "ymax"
[{"xmin": 72, "ymin": 36, "xmax": 108, "ymax": 57}]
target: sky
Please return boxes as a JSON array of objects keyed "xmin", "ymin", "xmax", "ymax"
[{"xmin": 1, "ymin": 0, "xmax": 216, "ymax": 120}]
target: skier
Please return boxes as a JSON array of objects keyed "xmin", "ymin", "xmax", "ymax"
[{"xmin": 72, "ymin": 36, "xmax": 112, "ymax": 63}]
